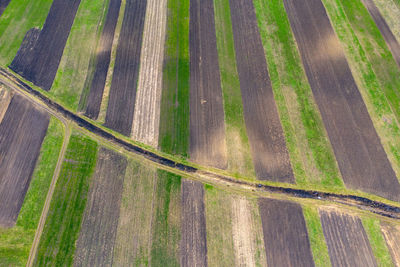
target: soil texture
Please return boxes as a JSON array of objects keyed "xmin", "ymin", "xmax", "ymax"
[
  {"xmin": 0, "ymin": 0, "xmax": 11, "ymax": 17},
  {"xmin": 381, "ymin": 222, "xmax": 400, "ymax": 266}
]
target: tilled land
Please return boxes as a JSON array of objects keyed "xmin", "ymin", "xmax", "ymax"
[
  {"xmin": 229, "ymin": 0, "xmax": 293, "ymax": 183},
  {"xmin": 0, "ymin": 85, "xmax": 12, "ymax": 123},
  {"xmin": 189, "ymin": 0, "xmax": 227, "ymax": 169},
  {"xmin": 0, "ymin": 94, "xmax": 49, "ymax": 227},
  {"xmin": 381, "ymin": 222, "xmax": 400, "ymax": 266},
  {"xmin": 284, "ymin": 0, "xmax": 400, "ymax": 201}
]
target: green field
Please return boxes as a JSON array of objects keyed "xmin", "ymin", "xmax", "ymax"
[
  {"xmin": 34, "ymin": 131, "xmax": 97, "ymax": 266},
  {"xmin": 0, "ymin": 118, "xmax": 64, "ymax": 266}
]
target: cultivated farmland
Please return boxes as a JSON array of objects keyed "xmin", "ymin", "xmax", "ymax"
[
  {"xmin": 381, "ymin": 222, "xmax": 400, "ymax": 265},
  {"xmin": 0, "ymin": 84, "xmax": 12, "ymax": 123}
]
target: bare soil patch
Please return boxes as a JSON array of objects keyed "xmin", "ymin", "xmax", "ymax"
[
  {"xmin": 74, "ymin": 148, "xmax": 127, "ymax": 266},
  {"xmin": 84, "ymin": 0, "xmax": 122, "ymax": 119},
  {"xmin": 320, "ymin": 209, "xmax": 378, "ymax": 267},
  {"xmin": 229, "ymin": 0, "xmax": 293, "ymax": 183},
  {"xmin": 381, "ymin": 222, "xmax": 400, "ymax": 266},
  {"xmin": 9, "ymin": 0, "xmax": 81, "ymax": 90},
  {"xmin": 189, "ymin": 0, "xmax": 227, "ymax": 169},
  {"xmin": 258, "ymin": 198, "xmax": 315, "ymax": 267},
  {"xmin": 104, "ymin": 0, "xmax": 147, "ymax": 136},
  {"xmin": 181, "ymin": 180, "xmax": 208, "ymax": 266},
  {"xmin": 0, "ymin": 85, "xmax": 12, "ymax": 123},
  {"xmin": 0, "ymin": 94, "xmax": 49, "ymax": 227},
  {"xmin": 0, "ymin": 0, "xmax": 11, "ymax": 17},
  {"xmin": 284, "ymin": 0, "xmax": 400, "ymax": 201}
]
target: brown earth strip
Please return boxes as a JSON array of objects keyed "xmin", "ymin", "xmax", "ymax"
[
  {"xmin": 83, "ymin": 0, "xmax": 122, "ymax": 119},
  {"xmin": 131, "ymin": 0, "xmax": 167, "ymax": 147},
  {"xmin": 229, "ymin": 0, "xmax": 294, "ymax": 183},
  {"xmin": 0, "ymin": 0, "xmax": 11, "ymax": 17},
  {"xmin": 0, "ymin": 85, "xmax": 12, "ymax": 123},
  {"xmin": 362, "ymin": 0, "xmax": 400, "ymax": 68},
  {"xmin": 74, "ymin": 148, "xmax": 127, "ymax": 267},
  {"xmin": 381, "ymin": 222, "xmax": 400, "ymax": 266},
  {"xmin": 0, "ymin": 94, "xmax": 49, "ymax": 227},
  {"xmin": 189, "ymin": 0, "xmax": 227, "ymax": 169},
  {"xmin": 9, "ymin": 0, "xmax": 81, "ymax": 90},
  {"xmin": 104, "ymin": 0, "xmax": 147, "ymax": 136},
  {"xmin": 181, "ymin": 180, "xmax": 208, "ymax": 266},
  {"xmin": 283, "ymin": 0, "xmax": 400, "ymax": 201},
  {"xmin": 258, "ymin": 198, "xmax": 315, "ymax": 267},
  {"xmin": 320, "ymin": 209, "xmax": 378, "ymax": 267}
]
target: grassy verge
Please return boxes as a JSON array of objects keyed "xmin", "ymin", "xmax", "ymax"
[
  {"xmin": 34, "ymin": 131, "xmax": 98, "ymax": 266},
  {"xmin": 50, "ymin": 0, "xmax": 108, "ymax": 111},
  {"xmin": 151, "ymin": 170, "xmax": 181, "ymax": 266},
  {"xmin": 303, "ymin": 206, "xmax": 331, "ymax": 267},
  {"xmin": 362, "ymin": 217, "xmax": 394, "ymax": 267},
  {"xmin": 213, "ymin": 0, "xmax": 255, "ymax": 178},
  {"xmin": 322, "ymin": 0, "xmax": 400, "ymax": 180},
  {"xmin": 253, "ymin": 0, "xmax": 343, "ymax": 188},
  {"xmin": 158, "ymin": 0, "xmax": 190, "ymax": 157},
  {"xmin": 0, "ymin": 0, "xmax": 52, "ymax": 66},
  {"xmin": 372, "ymin": 0, "xmax": 400, "ymax": 44},
  {"xmin": 0, "ymin": 118, "xmax": 64, "ymax": 266}
]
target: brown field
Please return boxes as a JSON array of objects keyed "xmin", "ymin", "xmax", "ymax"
[
  {"xmin": 0, "ymin": 94, "xmax": 49, "ymax": 227},
  {"xmin": 74, "ymin": 148, "xmax": 127, "ymax": 266},
  {"xmin": 131, "ymin": 0, "xmax": 167, "ymax": 147},
  {"xmin": 229, "ymin": 0, "xmax": 294, "ymax": 183},
  {"xmin": 0, "ymin": 84, "xmax": 12, "ymax": 123},
  {"xmin": 258, "ymin": 198, "xmax": 315, "ymax": 267},
  {"xmin": 84, "ymin": 0, "xmax": 122, "ymax": 119},
  {"xmin": 181, "ymin": 180, "xmax": 207, "ymax": 266},
  {"xmin": 189, "ymin": 0, "xmax": 227, "ymax": 169},
  {"xmin": 381, "ymin": 222, "xmax": 400, "ymax": 266},
  {"xmin": 104, "ymin": 0, "xmax": 147, "ymax": 136},
  {"xmin": 320, "ymin": 210, "xmax": 377, "ymax": 267},
  {"xmin": 9, "ymin": 0, "xmax": 81, "ymax": 90},
  {"xmin": 283, "ymin": 0, "xmax": 400, "ymax": 201}
]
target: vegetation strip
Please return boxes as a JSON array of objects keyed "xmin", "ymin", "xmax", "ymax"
[
  {"xmin": 381, "ymin": 222, "xmax": 400, "ymax": 265},
  {"xmin": 2, "ymin": 68, "xmax": 400, "ymax": 220},
  {"xmin": 9, "ymin": 0, "xmax": 81, "ymax": 90},
  {"xmin": 0, "ymin": 0, "xmax": 10, "ymax": 17}
]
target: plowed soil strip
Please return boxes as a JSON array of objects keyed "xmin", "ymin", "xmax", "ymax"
[
  {"xmin": 189, "ymin": 0, "xmax": 227, "ymax": 169},
  {"xmin": 320, "ymin": 210, "xmax": 378, "ymax": 267},
  {"xmin": 84, "ymin": 0, "xmax": 122, "ymax": 119},
  {"xmin": 9, "ymin": 0, "xmax": 81, "ymax": 90},
  {"xmin": 0, "ymin": 0, "xmax": 11, "ymax": 17},
  {"xmin": 181, "ymin": 180, "xmax": 208, "ymax": 266},
  {"xmin": 74, "ymin": 148, "xmax": 127, "ymax": 266},
  {"xmin": 258, "ymin": 198, "xmax": 315, "ymax": 267},
  {"xmin": 361, "ymin": 0, "xmax": 400, "ymax": 68},
  {"xmin": 381, "ymin": 223, "xmax": 400, "ymax": 266},
  {"xmin": 104, "ymin": 0, "xmax": 147, "ymax": 136},
  {"xmin": 229, "ymin": 0, "xmax": 293, "ymax": 182},
  {"xmin": 283, "ymin": 0, "xmax": 400, "ymax": 201},
  {"xmin": 0, "ymin": 85, "xmax": 12, "ymax": 123},
  {"xmin": 0, "ymin": 94, "xmax": 49, "ymax": 227},
  {"xmin": 131, "ymin": 0, "xmax": 167, "ymax": 146}
]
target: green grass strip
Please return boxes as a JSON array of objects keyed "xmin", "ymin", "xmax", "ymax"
[
  {"xmin": 362, "ymin": 217, "xmax": 394, "ymax": 267},
  {"xmin": 0, "ymin": 0, "xmax": 53, "ymax": 66},
  {"xmin": 302, "ymin": 206, "xmax": 331, "ymax": 267},
  {"xmin": 0, "ymin": 118, "xmax": 64, "ymax": 267},
  {"xmin": 34, "ymin": 131, "xmax": 98, "ymax": 267},
  {"xmin": 159, "ymin": 0, "xmax": 190, "ymax": 157},
  {"xmin": 150, "ymin": 170, "xmax": 181, "ymax": 266},
  {"xmin": 213, "ymin": 0, "xmax": 255, "ymax": 178},
  {"xmin": 253, "ymin": 0, "xmax": 343, "ymax": 188}
]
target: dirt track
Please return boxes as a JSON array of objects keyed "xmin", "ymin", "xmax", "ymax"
[
  {"xmin": 258, "ymin": 198, "xmax": 315, "ymax": 267},
  {"xmin": 381, "ymin": 222, "xmax": 400, "ymax": 266},
  {"xmin": 181, "ymin": 180, "xmax": 208, "ymax": 266},
  {"xmin": 74, "ymin": 148, "xmax": 127, "ymax": 266},
  {"xmin": 131, "ymin": 0, "xmax": 167, "ymax": 147},
  {"xmin": 229, "ymin": 0, "xmax": 293, "ymax": 183},
  {"xmin": 9, "ymin": 0, "xmax": 81, "ymax": 90},
  {"xmin": 104, "ymin": 0, "xmax": 147, "ymax": 136},
  {"xmin": 284, "ymin": 0, "xmax": 400, "ymax": 201},
  {"xmin": 320, "ymin": 210, "xmax": 377, "ymax": 267},
  {"xmin": 189, "ymin": 0, "xmax": 227, "ymax": 169},
  {"xmin": 0, "ymin": 94, "xmax": 49, "ymax": 227},
  {"xmin": 362, "ymin": 0, "xmax": 400, "ymax": 68},
  {"xmin": 0, "ymin": 85, "xmax": 12, "ymax": 123},
  {"xmin": 0, "ymin": 0, "xmax": 11, "ymax": 17},
  {"xmin": 84, "ymin": 0, "xmax": 122, "ymax": 119}
]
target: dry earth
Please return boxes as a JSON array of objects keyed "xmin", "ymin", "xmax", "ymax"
[
  {"xmin": 0, "ymin": 84, "xmax": 12, "ymax": 123},
  {"xmin": 381, "ymin": 222, "xmax": 400, "ymax": 266}
]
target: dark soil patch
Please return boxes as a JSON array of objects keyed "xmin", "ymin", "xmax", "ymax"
[
  {"xmin": 229, "ymin": 0, "xmax": 294, "ymax": 183},
  {"xmin": 283, "ymin": 0, "xmax": 400, "ymax": 201},
  {"xmin": 104, "ymin": 0, "xmax": 147, "ymax": 136},
  {"xmin": 0, "ymin": 94, "xmax": 49, "ymax": 227},
  {"xmin": 320, "ymin": 210, "xmax": 378, "ymax": 267},
  {"xmin": 258, "ymin": 198, "xmax": 315, "ymax": 267},
  {"xmin": 189, "ymin": 0, "xmax": 227, "ymax": 169},
  {"xmin": 9, "ymin": 0, "xmax": 81, "ymax": 90},
  {"xmin": 0, "ymin": 0, "xmax": 11, "ymax": 17}
]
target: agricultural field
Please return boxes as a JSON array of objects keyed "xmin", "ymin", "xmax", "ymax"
[{"xmin": 2, "ymin": 0, "xmax": 400, "ymax": 265}]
